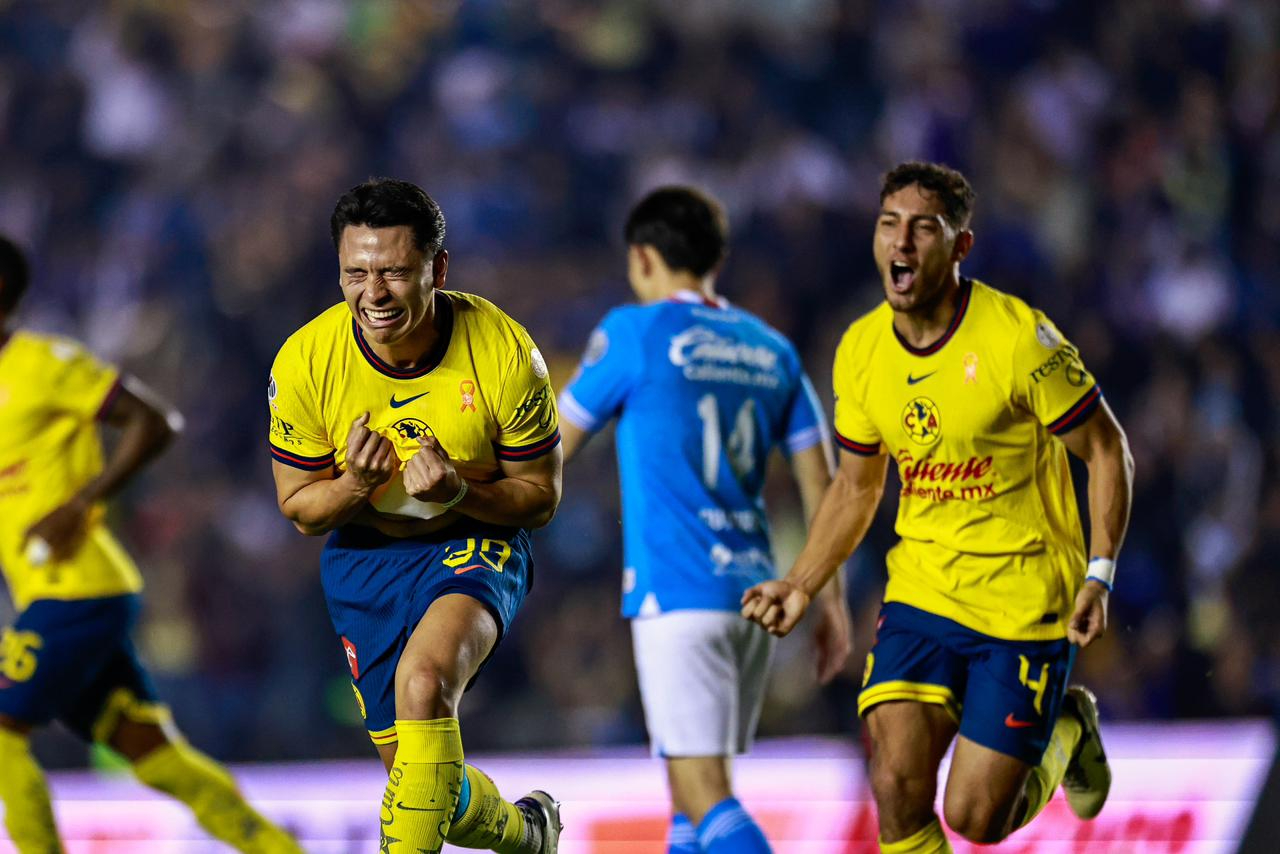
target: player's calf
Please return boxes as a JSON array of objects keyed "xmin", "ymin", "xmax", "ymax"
[{"xmin": 0, "ymin": 725, "xmax": 63, "ymax": 853}]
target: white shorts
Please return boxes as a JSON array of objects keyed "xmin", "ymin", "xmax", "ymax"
[{"xmin": 631, "ymin": 610, "xmax": 776, "ymax": 758}]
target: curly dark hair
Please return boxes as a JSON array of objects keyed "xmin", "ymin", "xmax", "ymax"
[
  {"xmin": 330, "ymin": 178, "xmax": 446, "ymax": 253},
  {"xmin": 880, "ymin": 161, "xmax": 976, "ymax": 229},
  {"xmin": 624, "ymin": 186, "xmax": 729, "ymax": 278}
]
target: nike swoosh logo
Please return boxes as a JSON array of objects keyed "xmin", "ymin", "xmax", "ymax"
[
  {"xmin": 906, "ymin": 371, "xmax": 936, "ymax": 385},
  {"xmin": 389, "ymin": 391, "xmax": 429, "ymax": 408},
  {"xmin": 1004, "ymin": 713, "xmax": 1036, "ymax": 729},
  {"xmin": 394, "ymin": 802, "xmax": 445, "ymax": 813}
]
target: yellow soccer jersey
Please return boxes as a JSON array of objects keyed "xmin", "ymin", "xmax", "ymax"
[
  {"xmin": 268, "ymin": 291, "xmax": 559, "ymax": 522},
  {"xmin": 834, "ymin": 279, "xmax": 1101, "ymax": 641},
  {"xmin": 0, "ymin": 332, "xmax": 144, "ymax": 611}
]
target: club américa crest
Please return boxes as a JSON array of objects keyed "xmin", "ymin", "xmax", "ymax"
[{"xmin": 902, "ymin": 397, "xmax": 941, "ymax": 445}]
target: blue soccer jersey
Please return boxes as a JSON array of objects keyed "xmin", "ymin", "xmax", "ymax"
[{"xmin": 561, "ymin": 291, "xmax": 828, "ymax": 617}]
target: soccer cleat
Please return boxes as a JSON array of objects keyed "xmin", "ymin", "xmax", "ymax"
[
  {"xmin": 1061, "ymin": 685, "xmax": 1111, "ymax": 819},
  {"xmin": 515, "ymin": 790, "xmax": 562, "ymax": 854}
]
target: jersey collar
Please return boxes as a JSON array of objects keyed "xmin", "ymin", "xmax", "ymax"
[
  {"xmin": 351, "ymin": 291, "xmax": 455, "ymax": 380},
  {"xmin": 669, "ymin": 289, "xmax": 728, "ymax": 309},
  {"xmin": 892, "ymin": 277, "xmax": 973, "ymax": 357}
]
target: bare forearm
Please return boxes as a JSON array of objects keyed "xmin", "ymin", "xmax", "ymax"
[
  {"xmin": 77, "ymin": 410, "xmax": 174, "ymax": 505},
  {"xmin": 454, "ymin": 477, "xmax": 559, "ymax": 528},
  {"xmin": 790, "ymin": 443, "xmax": 841, "ymax": 597},
  {"xmin": 787, "ymin": 472, "xmax": 883, "ymax": 598},
  {"xmin": 1086, "ymin": 437, "xmax": 1134, "ymax": 560},
  {"xmin": 282, "ymin": 474, "xmax": 374, "ymax": 535}
]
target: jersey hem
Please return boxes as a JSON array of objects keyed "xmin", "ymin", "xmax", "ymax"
[
  {"xmin": 785, "ymin": 425, "xmax": 826, "ymax": 454},
  {"xmin": 882, "ymin": 593, "xmax": 1070, "ymax": 642},
  {"xmin": 10, "ymin": 583, "xmax": 144, "ymax": 614},
  {"xmin": 269, "ymin": 444, "xmax": 336, "ymax": 470},
  {"xmin": 95, "ymin": 377, "xmax": 124, "ymax": 421},
  {"xmin": 493, "ymin": 429, "xmax": 561, "ymax": 461},
  {"xmin": 835, "ymin": 431, "xmax": 880, "ymax": 455},
  {"xmin": 1047, "ymin": 385, "xmax": 1102, "ymax": 435},
  {"xmin": 558, "ymin": 389, "xmax": 601, "ymax": 432}
]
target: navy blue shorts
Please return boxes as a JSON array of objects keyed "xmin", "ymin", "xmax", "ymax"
[
  {"xmin": 0, "ymin": 594, "xmax": 160, "ymax": 740},
  {"xmin": 858, "ymin": 602, "xmax": 1076, "ymax": 765},
  {"xmin": 320, "ymin": 522, "xmax": 533, "ymax": 744}
]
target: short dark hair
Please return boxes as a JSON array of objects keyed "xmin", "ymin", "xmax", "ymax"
[
  {"xmin": 880, "ymin": 161, "xmax": 976, "ymax": 229},
  {"xmin": 624, "ymin": 186, "xmax": 729, "ymax": 278},
  {"xmin": 330, "ymin": 178, "xmax": 446, "ymax": 253},
  {"xmin": 0, "ymin": 234, "xmax": 30, "ymax": 313}
]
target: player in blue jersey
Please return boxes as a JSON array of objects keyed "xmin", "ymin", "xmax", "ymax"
[{"xmin": 558, "ymin": 187, "xmax": 853, "ymax": 854}]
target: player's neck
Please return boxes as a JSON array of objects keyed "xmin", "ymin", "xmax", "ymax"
[
  {"xmin": 653, "ymin": 273, "xmax": 717, "ymax": 304},
  {"xmin": 891, "ymin": 276, "xmax": 962, "ymax": 348}
]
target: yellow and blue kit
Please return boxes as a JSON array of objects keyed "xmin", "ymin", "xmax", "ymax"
[
  {"xmin": 0, "ymin": 332, "xmax": 159, "ymax": 734},
  {"xmin": 834, "ymin": 279, "xmax": 1099, "ymax": 762},
  {"xmin": 268, "ymin": 290, "xmax": 559, "ymax": 744}
]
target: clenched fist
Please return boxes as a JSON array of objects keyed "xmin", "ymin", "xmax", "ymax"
[
  {"xmin": 345, "ymin": 412, "xmax": 397, "ymax": 493},
  {"xmin": 741, "ymin": 579, "xmax": 813, "ymax": 637},
  {"xmin": 403, "ymin": 436, "xmax": 464, "ymax": 504}
]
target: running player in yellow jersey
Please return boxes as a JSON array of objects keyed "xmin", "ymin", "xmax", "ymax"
[
  {"xmin": 269, "ymin": 178, "xmax": 562, "ymax": 853},
  {"xmin": 742, "ymin": 162, "xmax": 1134, "ymax": 853},
  {"xmin": 0, "ymin": 236, "xmax": 301, "ymax": 854}
]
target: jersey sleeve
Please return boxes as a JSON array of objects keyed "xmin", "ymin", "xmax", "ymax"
[
  {"xmin": 493, "ymin": 327, "xmax": 561, "ymax": 462},
  {"xmin": 782, "ymin": 370, "xmax": 830, "ymax": 455},
  {"xmin": 267, "ymin": 339, "xmax": 335, "ymax": 471},
  {"xmin": 558, "ymin": 309, "xmax": 642, "ymax": 432},
  {"xmin": 1012, "ymin": 310, "xmax": 1102, "ymax": 436},
  {"xmin": 831, "ymin": 330, "xmax": 883, "ymax": 456},
  {"xmin": 44, "ymin": 337, "xmax": 122, "ymax": 421}
]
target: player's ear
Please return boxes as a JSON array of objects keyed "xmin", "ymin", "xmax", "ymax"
[
  {"xmin": 953, "ymin": 229, "xmax": 974, "ymax": 264},
  {"xmin": 627, "ymin": 245, "xmax": 649, "ymax": 277},
  {"xmin": 430, "ymin": 248, "xmax": 448, "ymax": 288}
]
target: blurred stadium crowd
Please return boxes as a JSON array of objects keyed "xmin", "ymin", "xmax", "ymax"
[{"xmin": 1, "ymin": 0, "xmax": 1277, "ymax": 766}]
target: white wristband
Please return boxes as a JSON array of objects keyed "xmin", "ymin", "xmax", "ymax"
[
  {"xmin": 440, "ymin": 479, "xmax": 469, "ymax": 510},
  {"xmin": 1085, "ymin": 557, "xmax": 1115, "ymax": 591}
]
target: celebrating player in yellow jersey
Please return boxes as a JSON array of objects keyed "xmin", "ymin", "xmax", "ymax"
[
  {"xmin": 0, "ymin": 236, "xmax": 301, "ymax": 854},
  {"xmin": 269, "ymin": 178, "xmax": 562, "ymax": 853},
  {"xmin": 742, "ymin": 162, "xmax": 1134, "ymax": 853}
]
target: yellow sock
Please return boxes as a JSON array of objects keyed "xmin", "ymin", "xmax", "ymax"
[
  {"xmin": 381, "ymin": 718, "xmax": 465, "ymax": 853},
  {"xmin": 1016, "ymin": 712, "xmax": 1083, "ymax": 829},
  {"xmin": 445, "ymin": 764, "xmax": 536, "ymax": 852},
  {"xmin": 132, "ymin": 740, "xmax": 302, "ymax": 853},
  {"xmin": 0, "ymin": 727, "xmax": 63, "ymax": 854},
  {"xmin": 879, "ymin": 816, "xmax": 952, "ymax": 853}
]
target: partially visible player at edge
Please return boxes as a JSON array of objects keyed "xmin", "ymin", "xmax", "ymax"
[
  {"xmin": 742, "ymin": 161, "xmax": 1134, "ymax": 853},
  {"xmin": 559, "ymin": 186, "xmax": 853, "ymax": 854},
  {"xmin": 268, "ymin": 178, "xmax": 562, "ymax": 854},
  {"xmin": 0, "ymin": 236, "xmax": 302, "ymax": 853}
]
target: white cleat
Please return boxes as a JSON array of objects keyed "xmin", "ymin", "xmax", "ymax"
[
  {"xmin": 515, "ymin": 790, "xmax": 562, "ymax": 854},
  {"xmin": 1061, "ymin": 685, "xmax": 1111, "ymax": 820}
]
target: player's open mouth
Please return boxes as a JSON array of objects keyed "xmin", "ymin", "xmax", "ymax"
[
  {"xmin": 890, "ymin": 261, "xmax": 916, "ymax": 293},
  {"xmin": 361, "ymin": 306, "xmax": 404, "ymax": 328}
]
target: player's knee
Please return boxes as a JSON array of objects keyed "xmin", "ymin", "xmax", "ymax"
[
  {"xmin": 869, "ymin": 762, "xmax": 934, "ymax": 823},
  {"xmin": 942, "ymin": 794, "xmax": 1013, "ymax": 844},
  {"xmin": 396, "ymin": 661, "xmax": 464, "ymax": 719}
]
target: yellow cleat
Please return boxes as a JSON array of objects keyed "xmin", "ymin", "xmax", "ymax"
[{"xmin": 1061, "ymin": 685, "xmax": 1111, "ymax": 820}]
